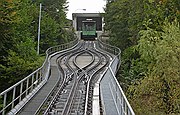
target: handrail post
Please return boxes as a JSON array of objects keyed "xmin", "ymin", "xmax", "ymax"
[
  {"xmin": 12, "ymin": 87, "xmax": 16, "ymax": 108},
  {"xmin": 20, "ymin": 82, "xmax": 23, "ymax": 102},
  {"xmin": 3, "ymin": 93, "xmax": 7, "ymax": 115},
  {"xmin": 31, "ymin": 74, "xmax": 34, "ymax": 91},
  {"xmin": 26, "ymin": 78, "xmax": 29, "ymax": 96},
  {"xmin": 115, "ymin": 83, "xmax": 118, "ymax": 105}
]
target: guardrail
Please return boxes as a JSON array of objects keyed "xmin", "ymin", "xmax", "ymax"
[
  {"xmin": 0, "ymin": 38, "xmax": 79, "ymax": 115},
  {"xmin": 97, "ymin": 36, "xmax": 121, "ymax": 69},
  {"xmin": 108, "ymin": 58, "xmax": 135, "ymax": 115},
  {"xmin": 97, "ymin": 36, "xmax": 135, "ymax": 115}
]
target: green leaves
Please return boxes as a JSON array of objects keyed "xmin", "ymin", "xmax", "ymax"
[
  {"xmin": 129, "ymin": 20, "xmax": 180, "ymax": 114},
  {"xmin": 0, "ymin": 0, "xmax": 73, "ymax": 92},
  {"xmin": 104, "ymin": 0, "xmax": 180, "ymax": 114}
]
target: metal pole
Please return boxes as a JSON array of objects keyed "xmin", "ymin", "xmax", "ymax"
[{"xmin": 37, "ymin": 3, "xmax": 42, "ymax": 55}]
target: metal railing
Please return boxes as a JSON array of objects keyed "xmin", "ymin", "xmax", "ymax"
[
  {"xmin": 0, "ymin": 38, "xmax": 79, "ymax": 115},
  {"xmin": 97, "ymin": 36, "xmax": 135, "ymax": 115},
  {"xmin": 97, "ymin": 36, "xmax": 121, "ymax": 66},
  {"xmin": 108, "ymin": 58, "xmax": 135, "ymax": 115}
]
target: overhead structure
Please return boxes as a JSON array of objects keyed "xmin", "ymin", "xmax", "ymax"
[{"xmin": 72, "ymin": 13, "xmax": 104, "ymax": 40}]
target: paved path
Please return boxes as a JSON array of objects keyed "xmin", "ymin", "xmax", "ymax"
[
  {"xmin": 100, "ymin": 58, "xmax": 120, "ymax": 115},
  {"xmin": 18, "ymin": 54, "xmax": 61, "ymax": 115}
]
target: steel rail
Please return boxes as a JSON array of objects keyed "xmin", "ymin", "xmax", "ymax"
[
  {"xmin": 68, "ymin": 48, "xmax": 103, "ymax": 115},
  {"xmin": 61, "ymin": 46, "xmax": 88, "ymax": 115},
  {"xmin": 61, "ymin": 42, "xmax": 94, "ymax": 114},
  {"xmin": 73, "ymin": 49, "xmax": 95, "ymax": 70},
  {"xmin": 62, "ymin": 41, "xmax": 101, "ymax": 114},
  {"xmin": 84, "ymin": 42, "xmax": 111, "ymax": 115},
  {"xmin": 34, "ymin": 41, "xmax": 84, "ymax": 115},
  {"xmin": 35, "ymin": 49, "xmax": 73, "ymax": 114},
  {"xmin": 41, "ymin": 41, "xmax": 117, "ymax": 115},
  {"xmin": 43, "ymin": 42, "xmax": 87, "ymax": 115},
  {"xmin": 68, "ymin": 49, "xmax": 95, "ymax": 114},
  {"xmin": 42, "ymin": 44, "xmax": 82, "ymax": 115}
]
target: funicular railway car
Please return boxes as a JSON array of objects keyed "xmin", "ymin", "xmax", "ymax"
[
  {"xmin": 72, "ymin": 13, "xmax": 103, "ymax": 40},
  {"xmin": 81, "ymin": 20, "xmax": 97, "ymax": 40}
]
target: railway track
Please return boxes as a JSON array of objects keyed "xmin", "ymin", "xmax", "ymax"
[{"xmin": 37, "ymin": 41, "xmax": 111, "ymax": 115}]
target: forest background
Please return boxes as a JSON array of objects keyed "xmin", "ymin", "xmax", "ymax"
[
  {"xmin": 104, "ymin": 0, "xmax": 180, "ymax": 114},
  {"xmin": 0, "ymin": 0, "xmax": 74, "ymax": 92}
]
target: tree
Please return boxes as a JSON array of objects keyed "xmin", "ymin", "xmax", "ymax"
[
  {"xmin": 0, "ymin": 0, "xmax": 75, "ymax": 92},
  {"xmin": 0, "ymin": 0, "xmax": 42, "ymax": 92},
  {"xmin": 128, "ymin": 20, "xmax": 180, "ymax": 114},
  {"xmin": 0, "ymin": 0, "xmax": 17, "ymax": 63},
  {"xmin": 104, "ymin": 0, "xmax": 180, "ymax": 114},
  {"xmin": 0, "ymin": 0, "xmax": 19, "ymax": 91}
]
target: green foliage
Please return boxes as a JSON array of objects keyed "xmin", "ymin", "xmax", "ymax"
[
  {"xmin": 128, "ymin": 20, "xmax": 180, "ymax": 114},
  {"xmin": 104, "ymin": 0, "xmax": 180, "ymax": 114},
  {"xmin": 104, "ymin": 0, "xmax": 180, "ymax": 50},
  {"xmin": 40, "ymin": 12, "xmax": 61, "ymax": 53},
  {"xmin": 0, "ymin": 0, "xmax": 74, "ymax": 93},
  {"xmin": 0, "ymin": 0, "xmax": 17, "ymax": 62},
  {"xmin": 38, "ymin": 0, "xmax": 72, "ymax": 53},
  {"xmin": 5, "ymin": 51, "xmax": 40, "ymax": 83},
  {"xmin": 104, "ymin": 0, "xmax": 131, "ymax": 50}
]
